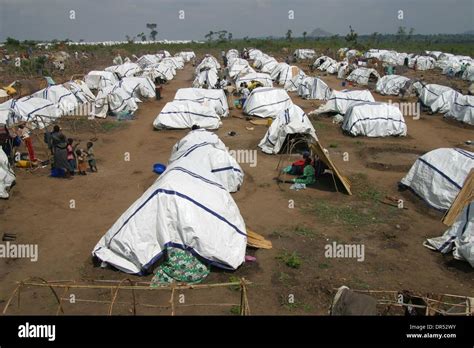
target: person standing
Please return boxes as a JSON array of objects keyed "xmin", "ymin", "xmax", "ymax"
[{"xmin": 17, "ymin": 123, "xmax": 37, "ymax": 163}]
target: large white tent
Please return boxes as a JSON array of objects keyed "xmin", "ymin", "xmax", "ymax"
[
  {"xmin": 174, "ymin": 88, "xmax": 229, "ymax": 117},
  {"xmin": 92, "ymin": 155, "xmax": 247, "ymax": 274},
  {"xmin": 243, "ymin": 87, "xmax": 293, "ymax": 118},
  {"xmin": 284, "ymin": 70, "xmax": 306, "ymax": 92},
  {"xmin": 228, "ymin": 58, "xmax": 251, "ymax": 79},
  {"xmin": 416, "ymin": 83, "xmax": 455, "ymax": 109},
  {"xmin": 192, "ymin": 69, "xmax": 219, "ymax": 89},
  {"xmin": 0, "ymin": 147, "xmax": 15, "ymax": 199},
  {"xmin": 294, "ymin": 49, "xmax": 316, "ymax": 60},
  {"xmin": 141, "ymin": 62, "xmax": 176, "ymax": 82},
  {"xmin": 444, "ymin": 94, "xmax": 474, "ymax": 125},
  {"xmin": 400, "ymin": 148, "xmax": 474, "ymax": 210},
  {"xmin": 342, "ymin": 102, "xmax": 407, "ymax": 137},
  {"xmin": 258, "ymin": 104, "xmax": 317, "ymax": 154},
  {"xmin": 153, "ymin": 100, "xmax": 221, "ymax": 130},
  {"xmin": 375, "ymin": 75, "xmax": 411, "ymax": 96},
  {"xmin": 270, "ymin": 63, "xmax": 300, "ymax": 85},
  {"xmin": 313, "ymin": 89, "xmax": 375, "ymax": 115},
  {"xmin": 63, "ymin": 80, "xmax": 96, "ymax": 104}
]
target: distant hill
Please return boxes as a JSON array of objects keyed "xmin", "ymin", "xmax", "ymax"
[
  {"xmin": 463, "ymin": 30, "xmax": 474, "ymax": 35},
  {"xmin": 308, "ymin": 28, "xmax": 333, "ymax": 38}
]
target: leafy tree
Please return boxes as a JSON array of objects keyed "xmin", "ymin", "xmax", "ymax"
[
  {"xmin": 228, "ymin": 32, "xmax": 233, "ymax": 41},
  {"xmin": 204, "ymin": 31, "xmax": 214, "ymax": 43},
  {"xmin": 397, "ymin": 26, "xmax": 407, "ymax": 42},
  {"xmin": 302, "ymin": 31, "xmax": 307, "ymax": 41},
  {"xmin": 137, "ymin": 32, "xmax": 146, "ymax": 41},
  {"xmin": 345, "ymin": 25, "xmax": 358, "ymax": 47},
  {"xmin": 217, "ymin": 30, "xmax": 228, "ymax": 43},
  {"xmin": 6, "ymin": 37, "xmax": 20, "ymax": 46},
  {"xmin": 146, "ymin": 23, "xmax": 158, "ymax": 41},
  {"xmin": 286, "ymin": 29, "xmax": 293, "ymax": 42},
  {"xmin": 408, "ymin": 27, "xmax": 415, "ymax": 41}
]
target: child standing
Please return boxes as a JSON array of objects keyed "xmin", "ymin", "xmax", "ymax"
[
  {"xmin": 86, "ymin": 142, "xmax": 98, "ymax": 172},
  {"xmin": 66, "ymin": 138, "xmax": 76, "ymax": 175},
  {"xmin": 75, "ymin": 148, "xmax": 88, "ymax": 175}
]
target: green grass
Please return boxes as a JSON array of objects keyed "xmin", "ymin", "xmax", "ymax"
[
  {"xmin": 229, "ymin": 305, "xmax": 241, "ymax": 315},
  {"xmin": 276, "ymin": 251, "xmax": 303, "ymax": 269},
  {"xmin": 228, "ymin": 276, "xmax": 241, "ymax": 291},
  {"xmin": 306, "ymin": 201, "xmax": 376, "ymax": 227},
  {"xmin": 100, "ymin": 121, "xmax": 128, "ymax": 132},
  {"xmin": 329, "ymin": 143, "xmax": 339, "ymax": 148},
  {"xmin": 278, "ymin": 272, "xmax": 291, "ymax": 284},
  {"xmin": 318, "ymin": 263, "xmax": 330, "ymax": 269}
]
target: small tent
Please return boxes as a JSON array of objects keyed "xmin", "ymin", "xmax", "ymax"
[
  {"xmin": 258, "ymin": 104, "xmax": 318, "ymax": 154},
  {"xmin": 284, "ymin": 70, "xmax": 306, "ymax": 92},
  {"xmin": 297, "ymin": 77, "xmax": 331, "ymax": 100},
  {"xmin": 228, "ymin": 58, "xmax": 251, "ymax": 79},
  {"xmin": 153, "ymin": 100, "xmax": 221, "ymax": 130},
  {"xmin": 192, "ymin": 69, "xmax": 219, "ymax": 89},
  {"xmin": 105, "ymin": 62, "xmax": 142, "ymax": 78},
  {"xmin": 400, "ymin": 148, "xmax": 474, "ymax": 210},
  {"xmin": 313, "ymin": 89, "xmax": 375, "ymax": 115},
  {"xmin": 30, "ymin": 85, "xmax": 79, "ymax": 115},
  {"xmin": 235, "ymin": 73, "xmax": 273, "ymax": 91},
  {"xmin": 0, "ymin": 97, "xmax": 62, "ymax": 127},
  {"xmin": 346, "ymin": 68, "xmax": 380, "ymax": 85},
  {"xmin": 416, "ymin": 83, "xmax": 454, "ymax": 109},
  {"xmin": 243, "ymin": 87, "xmax": 293, "ymax": 118},
  {"xmin": 174, "ymin": 88, "xmax": 229, "ymax": 117},
  {"xmin": 342, "ymin": 102, "xmax": 407, "ymax": 137},
  {"xmin": 85, "ymin": 70, "xmax": 119, "ymax": 90},
  {"xmin": 444, "ymin": 94, "xmax": 474, "ymax": 125},
  {"xmin": 375, "ymin": 75, "xmax": 411, "ymax": 96},
  {"xmin": 294, "ymin": 49, "xmax": 316, "ymax": 60}
]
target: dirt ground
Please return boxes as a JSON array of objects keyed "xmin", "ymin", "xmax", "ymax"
[{"xmin": 0, "ymin": 58, "xmax": 473, "ymax": 315}]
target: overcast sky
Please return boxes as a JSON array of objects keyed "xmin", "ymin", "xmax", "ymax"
[{"xmin": 0, "ymin": 0, "xmax": 472, "ymax": 42}]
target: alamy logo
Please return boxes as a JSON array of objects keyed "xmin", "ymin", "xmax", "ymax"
[
  {"xmin": 324, "ymin": 242, "xmax": 365, "ymax": 262},
  {"xmin": 0, "ymin": 242, "xmax": 38, "ymax": 262},
  {"xmin": 18, "ymin": 322, "xmax": 56, "ymax": 341}
]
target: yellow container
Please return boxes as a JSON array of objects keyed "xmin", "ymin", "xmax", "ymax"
[{"xmin": 16, "ymin": 160, "xmax": 31, "ymax": 168}]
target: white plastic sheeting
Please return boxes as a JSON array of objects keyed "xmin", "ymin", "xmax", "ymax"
[
  {"xmin": 248, "ymin": 49, "xmax": 263, "ymax": 60},
  {"xmin": 270, "ymin": 64, "xmax": 300, "ymax": 85},
  {"xmin": 195, "ymin": 56, "xmax": 220, "ymax": 75},
  {"xmin": 253, "ymin": 54, "xmax": 276, "ymax": 70},
  {"xmin": 294, "ymin": 49, "xmax": 316, "ymax": 60},
  {"xmin": 297, "ymin": 77, "xmax": 331, "ymax": 100},
  {"xmin": 0, "ymin": 97, "xmax": 62, "ymax": 127},
  {"xmin": 174, "ymin": 88, "xmax": 229, "ymax": 117},
  {"xmin": 424, "ymin": 202, "xmax": 474, "ymax": 267},
  {"xmin": 64, "ymin": 80, "xmax": 96, "ymax": 104},
  {"xmin": 284, "ymin": 70, "xmax": 306, "ymax": 92},
  {"xmin": 85, "ymin": 70, "xmax": 119, "ymax": 90},
  {"xmin": 416, "ymin": 83, "xmax": 454, "ymax": 108},
  {"xmin": 193, "ymin": 69, "xmax": 219, "ymax": 89},
  {"xmin": 258, "ymin": 104, "xmax": 318, "ymax": 154},
  {"xmin": 228, "ymin": 58, "xmax": 251, "ymax": 79},
  {"xmin": 342, "ymin": 102, "xmax": 407, "ymax": 137},
  {"xmin": 400, "ymin": 148, "xmax": 474, "ymax": 210},
  {"xmin": 375, "ymin": 75, "xmax": 411, "ymax": 96},
  {"xmin": 153, "ymin": 100, "xmax": 221, "ymax": 130},
  {"xmin": 31, "ymin": 85, "xmax": 78, "ymax": 115},
  {"xmin": 313, "ymin": 56, "xmax": 336, "ymax": 70},
  {"xmin": 92, "ymin": 155, "xmax": 247, "ymax": 274},
  {"xmin": 313, "ymin": 89, "xmax": 375, "ymax": 115},
  {"xmin": 161, "ymin": 57, "xmax": 184, "ymax": 70},
  {"xmin": 347, "ymin": 68, "xmax": 380, "ymax": 85},
  {"xmin": 176, "ymin": 51, "xmax": 196, "ymax": 62},
  {"xmin": 105, "ymin": 63, "xmax": 142, "ymax": 78},
  {"xmin": 0, "ymin": 147, "xmax": 15, "ymax": 199},
  {"xmin": 168, "ymin": 129, "xmax": 244, "ymax": 192},
  {"xmin": 444, "ymin": 94, "xmax": 474, "ymax": 125},
  {"xmin": 243, "ymin": 87, "xmax": 293, "ymax": 118},
  {"xmin": 136, "ymin": 54, "xmax": 161, "ymax": 68},
  {"xmin": 141, "ymin": 62, "xmax": 176, "ymax": 81}
]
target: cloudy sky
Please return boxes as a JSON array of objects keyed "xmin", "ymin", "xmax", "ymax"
[{"xmin": 0, "ymin": 0, "xmax": 472, "ymax": 42}]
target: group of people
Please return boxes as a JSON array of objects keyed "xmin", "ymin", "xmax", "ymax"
[{"xmin": 46, "ymin": 125, "xmax": 97, "ymax": 179}]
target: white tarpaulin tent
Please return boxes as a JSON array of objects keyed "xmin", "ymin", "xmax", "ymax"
[
  {"xmin": 243, "ymin": 87, "xmax": 293, "ymax": 118},
  {"xmin": 0, "ymin": 147, "xmax": 15, "ymax": 199},
  {"xmin": 105, "ymin": 62, "xmax": 142, "ymax": 78},
  {"xmin": 64, "ymin": 80, "xmax": 96, "ymax": 104},
  {"xmin": 284, "ymin": 70, "xmax": 306, "ymax": 92},
  {"xmin": 93, "ymin": 79, "xmax": 145, "ymax": 118},
  {"xmin": 416, "ymin": 83, "xmax": 454, "ymax": 108},
  {"xmin": 0, "ymin": 97, "xmax": 62, "ymax": 127},
  {"xmin": 192, "ymin": 69, "xmax": 219, "ymax": 89},
  {"xmin": 141, "ymin": 62, "xmax": 176, "ymax": 81},
  {"xmin": 294, "ymin": 49, "xmax": 316, "ymax": 60},
  {"xmin": 168, "ymin": 129, "xmax": 244, "ymax": 192},
  {"xmin": 375, "ymin": 75, "xmax": 411, "ymax": 96},
  {"xmin": 174, "ymin": 88, "xmax": 229, "ymax": 117},
  {"xmin": 161, "ymin": 57, "xmax": 184, "ymax": 70},
  {"xmin": 176, "ymin": 51, "xmax": 196, "ymax": 62},
  {"xmin": 85, "ymin": 70, "xmax": 119, "ymax": 90},
  {"xmin": 258, "ymin": 104, "xmax": 318, "ymax": 154},
  {"xmin": 153, "ymin": 100, "xmax": 221, "ymax": 130},
  {"xmin": 195, "ymin": 56, "xmax": 220, "ymax": 74},
  {"xmin": 235, "ymin": 72, "xmax": 273, "ymax": 91},
  {"xmin": 248, "ymin": 49, "xmax": 263, "ymax": 60},
  {"xmin": 313, "ymin": 56, "xmax": 336, "ymax": 70},
  {"xmin": 92, "ymin": 155, "xmax": 247, "ymax": 274},
  {"xmin": 298, "ymin": 77, "xmax": 331, "ymax": 100},
  {"xmin": 400, "ymin": 148, "xmax": 474, "ymax": 210},
  {"xmin": 444, "ymin": 94, "xmax": 474, "ymax": 125},
  {"xmin": 410, "ymin": 56, "xmax": 436, "ymax": 71},
  {"xmin": 313, "ymin": 89, "xmax": 375, "ymax": 115},
  {"xmin": 253, "ymin": 54, "xmax": 276, "ymax": 70},
  {"xmin": 347, "ymin": 68, "xmax": 380, "ymax": 85},
  {"xmin": 342, "ymin": 102, "xmax": 407, "ymax": 137},
  {"xmin": 424, "ymin": 202, "xmax": 474, "ymax": 267},
  {"xmin": 30, "ymin": 85, "xmax": 78, "ymax": 115},
  {"xmin": 136, "ymin": 54, "xmax": 161, "ymax": 68},
  {"xmin": 228, "ymin": 58, "xmax": 251, "ymax": 79},
  {"xmin": 260, "ymin": 57, "xmax": 278, "ymax": 74}
]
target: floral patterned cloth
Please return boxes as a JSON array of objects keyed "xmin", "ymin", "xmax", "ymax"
[{"xmin": 150, "ymin": 247, "xmax": 210, "ymax": 287}]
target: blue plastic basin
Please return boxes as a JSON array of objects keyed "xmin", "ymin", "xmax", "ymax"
[{"xmin": 153, "ymin": 163, "xmax": 166, "ymax": 174}]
